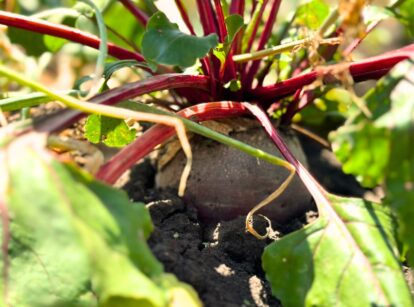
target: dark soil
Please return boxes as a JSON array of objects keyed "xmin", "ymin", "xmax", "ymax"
[
  {"xmin": 123, "ymin": 135, "xmax": 364, "ymax": 307},
  {"xmin": 124, "ymin": 161, "xmax": 316, "ymax": 307}
]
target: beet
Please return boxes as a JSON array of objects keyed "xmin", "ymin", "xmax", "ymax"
[{"xmin": 156, "ymin": 123, "xmax": 314, "ymax": 223}]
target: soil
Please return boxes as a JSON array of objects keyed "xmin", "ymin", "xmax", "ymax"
[{"xmin": 122, "ymin": 133, "xmax": 361, "ymax": 307}]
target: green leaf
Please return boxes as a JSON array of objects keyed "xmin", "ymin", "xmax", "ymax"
[
  {"xmin": 142, "ymin": 12, "xmax": 219, "ymax": 70},
  {"xmin": 102, "ymin": 60, "xmax": 148, "ymax": 84},
  {"xmin": 103, "ymin": 1, "xmax": 145, "ymax": 50},
  {"xmin": 294, "ymin": 0, "xmax": 330, "ymax": 30},
  {"xmin": 263, "ymin": 193, "xmax": 412, "ymax": 307},
  {"xmin": 84, "ymin": 112, "xmax": 136, "ymax": 148},
  {"xmin": 329, "ymin": 58, "xmax": 414, "ymax": 271},
  {"xmin": 329, "ymin": 60, "xmax": 408, "ymax": 187},
  {"xmin": 295, "ymin": 87, "xmax": 350, "ymax": 127},
  {"xmin": 225, "ymin": 14, "xmax": 244, "ymax": 45},
  {"xmin": 0, "ymin": 132, "xmax": 201, "ymax": 307},
  {"xmin": 1, "ymin": 133, "xmax": 95, "ymax": 306},
  {"xmin": 379, "ymin": 61, "xmax": 414, "ymax": 266},
  {"xmin": 7, "ymin": 27, "xmax": 49, "ymax": 57},
  {"xmin": 390, "ymin": 0, "xmax": 414, "ymax": 36},
  {"xmin": 43, "ymin": 35, "xmax": 67, "ymax": 52}
]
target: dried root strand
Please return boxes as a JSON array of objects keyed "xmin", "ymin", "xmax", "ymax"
[{"xmin": 245, "ymin": 164, "xmax": 295, "ymax": 240}]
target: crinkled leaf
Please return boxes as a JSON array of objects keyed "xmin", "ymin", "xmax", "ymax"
[
  {"xmin": 84, "ymin": 112, "xmax": 136, "ymax": 148},
  {"xmin": 294, "ymin": 0, "xmax": 329, "ymax": 30},
  {"xmin": 0, "ymin": 132, "xmax": 201, "ymax": 307},
  {"xmin": 263, "ymin": 193, "xmax": 412, "ymax": 307},
  {"xmin": 142, "ymin": 12, "xmax": 218, "ymax": 70}
]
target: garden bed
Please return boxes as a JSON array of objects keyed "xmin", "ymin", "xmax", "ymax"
[{"xmin": 122, "ymin": 130, "xmax": 364, "ymax": 306}]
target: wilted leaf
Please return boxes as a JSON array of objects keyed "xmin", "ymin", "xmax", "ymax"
[
  {"xmin": 263, "ymin": 193, "xmax": 412, "ymax": 306},
  {"xmin": 142, "ymin": 12, "xmax": 218, "ymax": 69}
]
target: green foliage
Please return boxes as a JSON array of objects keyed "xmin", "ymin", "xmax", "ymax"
[
  {"xmin": 224, "ymin": 14, "xmax": 244, "ymax": 45},
  {"xmin": 379, "ymin": 62, "xmax": 414, "ymax": 267},
  {"xmin": 141, "ymin": 12, "xmax": 219, "ymax": 70},
  {"xmin": 263, "ymin": 193, "xmax": 412, "ymax": 307},
  {"xmin": 0, "ymin": 132, "xmax": 201, "ymax": 307},
  {"xmin": 103, "ymin": 1, "xmax": 145, "ymax": 50},
  {"xmin": 390, "ymin": 0, "xmax": 414, "ymax": 36},
  {"xmin": 84, "ymin": 113, "xmax": 136, "ymax": 147},
  {"xmin": 295, "ymin": 87, "xmax": 350, "ymax": 127},
  {"xmin": 294, "ymin": 0, "xmax": 329, "ymax": 30},
  {"xmin": 330, "ymin": 58, "xmax": 414, "ymax": 266},
  {"xmin": 329, "ymin": 61, "xmax": 411, "ymax": 187}
]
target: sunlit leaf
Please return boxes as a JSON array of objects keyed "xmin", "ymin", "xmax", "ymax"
[
  {"xmin": 330, "ymin": 60, "xmax": 408, "ymax": 187},
  {"xmin": 378, "ymin": 61, "xmax": 414, "ymax": 266},
  {"xmin": 263, "ymin": 193, "xmax": 412, "ymax": 306},
  {"xmin": 225, "ymin": 14, "xmax": 244, "ymax": 45},
  {"xmin": 0, "ymin": 131, "xmax": 201, "ymax": 307},
  {"xmin": 142, "ymin": 12, "xmax": 218, "ymax": 70},
  {"xmin": 390, "ymin": 0, "xmax": 414, "ymax": 36},
  {"xmin": 294, "ymin": 0, "xmax": 329, "ymax": 30},
  {"xmin": 84, "ymin": 113, "xmax": 137, "ymax": 148}
]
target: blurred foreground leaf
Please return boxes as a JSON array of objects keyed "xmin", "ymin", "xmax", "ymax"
[
  {"xmin": 0, "ymin": 132, "xmax": 201, "ymax": 306},
  {"xmin": 263, "ymin": 193, "xmax": 412, "ymax": 306}
]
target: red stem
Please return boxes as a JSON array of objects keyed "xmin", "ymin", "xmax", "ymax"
[
  {"xmin": 119, "ymin": 0, "xmax": 149, "ymax": 26},
  {"xmin": 0, "ymin": 11, "xmax": 145, "ymax": 62},
  {"xmin": 196, "ymin": 0, "xmax": 217, "ymax": 35},
  {"xmin": 96, "ymin": 102, "xmax": 249, "ymax": 183},
  {"xmin": 244, "ymin": 0, "xmax": 282, "ymax": 88},
  {"xmin": 213, "ymin": 0, "xmax": 227, "ymax": 42},
  {"xmin": 175, "ymin": 0, "xmax": 196, "ymax": 35},
  {"xmin": 230, "ymin": 0, "xmax": 245, "ymax": 15},
  {"xmin": 241, "ymin": 102, "xmax": 328, "ymax": 205},
  {"xmin": 34, "ymin": 74, "xmax": 210, "ymax": 133},
  {"xmin": 249, "ymin": 44, "xmax": 414, "ymax": 104},
  {"xmin": 245, "ymin": 0, "xmax": 269, "ymax": 53},
  {"xmin": 196, "ymin": 0, "xmax": 221, "ymax": 88},
  {"xmin": 343, "ymin": 20, "xmax": 380, "ymax": 57}
]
